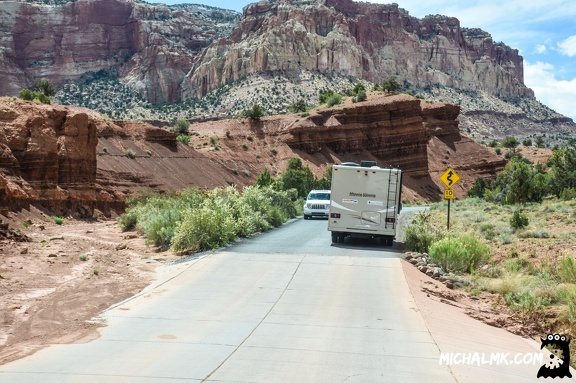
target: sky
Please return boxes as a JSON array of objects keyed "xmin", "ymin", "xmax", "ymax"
[{"xmin": 152, "ymin": 0, "xmax": 576, "ymax": 121}]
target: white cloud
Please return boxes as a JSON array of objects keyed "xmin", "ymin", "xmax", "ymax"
[
  {"xmin": 524, "ymin": 61, "xmax": 576, "ymax": 121},
  {"xmin": 535, "ymin": 44, "xmax": 547, "ymax": 54},
  {"xmin": 558, "ymin": 35, "xmax": 576, "ymax": 56}
]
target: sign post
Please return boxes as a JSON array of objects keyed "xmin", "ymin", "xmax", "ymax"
[{"xmin": 440, "ymin": 168, "xmax": 460, "ymax": 230}]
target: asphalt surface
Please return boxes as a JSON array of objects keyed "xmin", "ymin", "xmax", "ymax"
[{"xmin": 0, "ymin": 215, "xmax": 574, "ymax": 382}]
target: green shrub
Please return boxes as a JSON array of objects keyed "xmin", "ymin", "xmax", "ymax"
[
  {"xmin": 468, "ymin": 177, "xmax": 488, "ymax": 198},
  {"xmin": 403, "ymin": 211, "xmax": 444, "ymax": 253},
  {"xmin": 210, "ymin": 136, "xmax": 219, "ymax": 149},
  {"xmin": 510, "ymin": 211, "xmax": 529, "ymax": 230},
  {"xmin": 33, "ymin": 79, "xmax": 56, "ymax": 97},
  {"xmin": 326, "ymin": 93, "xmax": 342, "ymax": 107},
  {"xmin": 126, "ymin": 149, "xmax": 136, "ymax": 159},
  {"xmin": 478, "ymin": 222, "xmax": 497, "ymax": 240},
  {"xmin": 171, "ymin": 203, "xmax": 236, "ymax": 253},
  {"xmin": 429, "ymin": 234, "xmax": 490, "ymax": 273},
  {"xmin": 173, "ymin": 118, "xmax": 190, "ymax": 135},
  {"xmin": 502, "ymin": 136, "xmax": 520, "ymax": 148},
  {"xmin": 118, "ymin": 209, "xmax": 139, "ymax": 231},
  {"xmin": 242, "ymin": 104, "xmax": 264, "ymax": 119},
  {"xmin": 558, "ymin": 256, "xmax": 576, "ymax": 283},
  {"xmin": 353, "ymin": 90, "xmax": 367, "ymax": 103},
  {"xmin": 381, "ymin": 77, "xmax": 401, "ymax": 92},
  {"xmin": 120, "ymin": 186, "xmax": 301, "ymax": 254},
  {"xmin": 560, "ymin": 187, "xmax": 576, "ymax": 201},
  {"xmin": 36, "ymin": 93, "xmax": 51, "ymax": 104},
  {"xmin": 504, "ymin": 290, "xmax": 550, "ymax": 319},
  {"xmin": 289, "ymin": 99, "xmax": 307, "ymax": 113},
  {"xmin": 177, "ymin": 134, "xmax": 190, "ymax": 145},
  {"xmin": 319, "ymin": 89, "xmax": 335, "ymax": 104},
  {"xmin": 53, "ymin": 215, "xmax": 65, "ymax": 225},
  {"xmin": 19, "ymin": 89, "xmax": 34, "ymax": 101}
]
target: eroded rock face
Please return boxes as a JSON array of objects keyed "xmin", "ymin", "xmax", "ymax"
[
  {"xmin": 0, "ymin": 99, "xmax": 97, "ymax": 215},
  {"xmin": 281, "ymin": 93, "xmax": 504, "ymax": 191},
  {"xmin": 1, "ymin": 0, "xmax": 532, "ymax": 108},
  {"xmin": 0, "ymin": 0, "xmax": 239, "ymax": 104},
  {"xmin": 0, "ymin": 93, "xmax": 506, "ymax": 215},
  {"xmin": 182, "ymin": 0, "xmax": 532, "ymax": 100}
]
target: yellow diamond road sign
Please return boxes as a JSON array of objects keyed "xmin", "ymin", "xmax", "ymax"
[{"xmin": 440, "ymin": 168, "xmax": 460, "ymax": 189}]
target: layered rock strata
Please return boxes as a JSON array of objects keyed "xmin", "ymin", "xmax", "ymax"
[{"xmin": 182, "ymin": 0, "xmax": 532, "ymax": 101}]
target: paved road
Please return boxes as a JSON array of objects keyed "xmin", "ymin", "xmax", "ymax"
[
  {"xmin": 0, "ymin": 217, "xmax": 455, "ymax": 382},
  {"xmin": 1, "ymin": 215, "xmax": 572, "ymax": 382}
]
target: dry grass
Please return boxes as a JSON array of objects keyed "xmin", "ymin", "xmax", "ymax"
[{"xmin": 424, "ymin": 197, "xmax": 576, "ymax": 365}]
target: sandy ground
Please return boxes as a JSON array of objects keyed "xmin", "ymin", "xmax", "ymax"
[{"xmin": 0, "ymin": 208, "xmax": 180, "ymax": 364}]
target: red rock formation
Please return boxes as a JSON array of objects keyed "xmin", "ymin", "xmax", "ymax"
[
  {"xmin": 0, "ymin": 99, "xmax": 97, "ymax": 215},
  {"xmin": 0, "ymin": 94, "xmax": 505, "ymax": 215},
  {"xmin": 0, "ymin": 0, "xmax": 532, "ymax": 108},
  {"xmin": 0, "ymin": 0, "xmax": 239, "ymax": 104}
]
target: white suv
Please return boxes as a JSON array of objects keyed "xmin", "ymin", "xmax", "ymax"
[{"xmin": 303, "ymin": 190, "xmax": 331, "ymax": 220}]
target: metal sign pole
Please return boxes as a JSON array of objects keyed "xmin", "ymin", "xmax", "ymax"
[{"xmin": 447, "ymin": 198, "xmax": 451, "ymax": 230}]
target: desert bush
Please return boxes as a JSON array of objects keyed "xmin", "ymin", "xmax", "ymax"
[
  {"xmin": 210, "ymin": 136, "xmax": 219, "ymax": 149},
  {"xmin": 19, "ymin": 89, "xmax": 34, "ymax": 101},
  {"xmin": 288, "ymin": 99, "xmax": 307, "ymax": 113},
  {"xmin": 381, "ymin": 77, "xmax": 401, "ymax": 92},
  {"xmin": 502, "ymin": 136, "xmax": 520, "ymax": 148},
  {"xmin": 319, "ymin": 89, "xmax": 335, "ymax": 104},
  {"xmin": 242, "ymin": 103, "xmax": 264, "ymax": 119},
  {"xmin": 119, "ymin": 186, "xmax": 300, "ymax": 253},
  {"xmin": 177, "ymin": 134, "xmax": 190, "ymax": 145},
  {"xmin": 171, "ymin": 202, "xmax": 236, "ymax": 253},
  {"xmin": 33, "ymin": 79, "xmax": 56, "ymax": 97},
  {"xmin": 173, "ymin": 118, "xmax": 190, "ymax": 135},
  {"xmin": 468, "ymin": 177, "xmax": 488, "ymax": 198},
  {"xmin": 428, "ymin": 234, "xmax": 490, "ymax": 273},
  {"xmin": 504, "ymin": 290, "xmax": 550, "ymax": 319},
  {"xmin": 510, "ymin": 211, "xmax": 529, "ymax": 230},
  {"xmin": 403, "ymin": 211, "xmax": 444, "ymax": 253},
  {"xmin": 558, "ymin": 256, "xmax": 576, "ymax": 283},
  {"xmin": 126, "ymin": 149, "xmax": 136, "ymax": 159},
  {"xmin": 326, "ymin": 93, "xmax": 343, "ymax": 107},
  {"xmin": 53, "ymin": 215, "xmax": 65, "ymax": 225},
  {"xmin": 560, "ymin": 187, "xmax": 576, "ymax": 201}
]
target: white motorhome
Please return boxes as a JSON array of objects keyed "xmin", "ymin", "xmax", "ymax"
[{"xmin": 328, "ymin": 161, "xmax": 402, "ymax": 245}]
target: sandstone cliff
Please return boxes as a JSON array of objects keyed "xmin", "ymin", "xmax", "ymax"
[
  {"xmin": 2, "ymin": 0, "xmax": 574, "ymax": 145},
  {"xmin": 182, "ymin": 0, "xmax": 532, "ymax": 101},
  {"xmin": 0, "ymin": 0, "xmax": 239, "ymax": 104},
  {"xmin": 1, "ymin": 0, "xmax": 531, "ymax": 105},
  {"xmin": 0, "ymin": 94, "xmax": 505, "ymax": 215}
]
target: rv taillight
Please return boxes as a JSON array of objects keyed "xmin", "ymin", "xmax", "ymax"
[
  {"xmin": 385, "ymin": 218, "xmax": 395, "ymax": 223},
  {"xmin": 331, "ymin": 213, "xmax": 341, "ymax": 219}
]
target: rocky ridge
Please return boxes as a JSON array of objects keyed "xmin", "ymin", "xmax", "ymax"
[
  {"xmin": 182, "ymin": 0, "xmax": 531, "ymax": 101},
  {"xmin": 1, "ymin": 0, "xmax": 574, "ymax": 145},
  {"xmin": 0, "ymin": 0, "xmax": 240, "ymax": 104},
  {"xmin": 1, "ymin": 93, "xmax": 506, "ymax": 215}
]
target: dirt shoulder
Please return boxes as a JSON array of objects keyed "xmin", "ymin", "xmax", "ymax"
[{"xmin": 0, "ymin": 208, "xmax": 180, "ymax": 365}]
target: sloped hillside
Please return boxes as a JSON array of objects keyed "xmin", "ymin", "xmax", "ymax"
[{"xmin": 1, "ymin": 92, "xmax": 509, "ymax": 217}]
